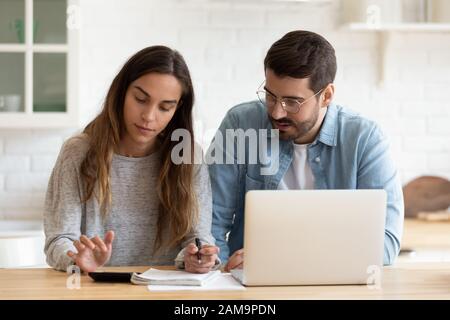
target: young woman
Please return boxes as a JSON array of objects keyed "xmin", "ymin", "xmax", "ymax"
[{"xmin": 44, "ymin": 46, "xmax": 219, "ymax": 274}]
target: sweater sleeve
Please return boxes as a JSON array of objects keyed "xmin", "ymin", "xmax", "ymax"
[{"xmin": 43, "ymin": 141, "xmax": 84, "ymax": 272}]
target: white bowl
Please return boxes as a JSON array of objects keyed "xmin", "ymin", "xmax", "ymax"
[{"xmin": 0, "ymin": 220, "xmax": 48, "ymax": 268}]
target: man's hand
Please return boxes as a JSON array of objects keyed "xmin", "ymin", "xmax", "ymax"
[
  {"xmin": 224, "ymin": 248, "xmax": 244, "ymax": 272},
  {"xmin": 67, "ymin": 230, "xmax": 115, "ymax": 273},
  {"xmin": 184, "ymin": 242, "xmax": 219, "ymax": 273}
]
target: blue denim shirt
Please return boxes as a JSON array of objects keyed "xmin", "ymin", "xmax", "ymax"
[{"xmin": 207, "ymin": 100, "xmax": 404, "ymax": 266}]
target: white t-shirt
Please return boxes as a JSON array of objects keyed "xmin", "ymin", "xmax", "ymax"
[{"xmin": 278, "ymin": 143, "xmax": 315, "ymax": 190}]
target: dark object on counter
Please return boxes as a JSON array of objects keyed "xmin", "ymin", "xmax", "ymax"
[
  {"xmin": 88, "ymin": 271, "xmax": 136, "ymax": 283},
  {"xmin": 403, "ymin": 176, "xmax": 450, "ymax": 218}
]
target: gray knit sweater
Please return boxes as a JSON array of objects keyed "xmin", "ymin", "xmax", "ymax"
[{"xmin": 44, "ymin": 134, "xmax": 215, "ymax": 271}]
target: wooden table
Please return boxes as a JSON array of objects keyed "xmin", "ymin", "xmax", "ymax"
[
  {"xmin": 399, "ymin": 218, "xmax": 450, "ymax": 263},
  {"xmin": 0, "ymin": 263, "xmax": 449, "ymax": 299},
  {"xmin": 0, "ymin": 219, "xmax": 449, "ymax": 300}
]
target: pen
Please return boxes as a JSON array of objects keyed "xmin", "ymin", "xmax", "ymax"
[{"xmin": 195, "ymin": 238, "xmax": 202, "ymax": 264}]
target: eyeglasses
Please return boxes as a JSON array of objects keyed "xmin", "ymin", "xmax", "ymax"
[{"xmin": 256, "ymin": 81, "xmax": 325, "ymax": 114}]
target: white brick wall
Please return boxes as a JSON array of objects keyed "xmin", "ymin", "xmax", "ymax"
[
  {"xmin": 31, "ymin": 155, "xmax": 60, "ymax": 172},
  {"xmin": 0, "ymin": 0, "xmax": 449, "ymax": 219},
  {"xmin": 0, "ymin": 129, "xmax": 77, "ymax": 219},
  {"xmin": 5, "ymin": 173, "xmax": 51, "ymax": 192},
  {"xmin": 0, "ymin": 155, "xmax": 30, "ymax": 173},
  {"xmin": 4, "ymin": 133, "xmax": 63, "ymax": 155}
]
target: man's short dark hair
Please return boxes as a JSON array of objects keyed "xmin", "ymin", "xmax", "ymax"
[{"xmin": 264, "ymin": 30, "xmax": 337, "ymax": 93}]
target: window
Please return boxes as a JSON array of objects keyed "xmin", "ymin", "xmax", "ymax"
[{"xmin": 0, "ymin": 0, "xmax": 79, "ymax": 128}]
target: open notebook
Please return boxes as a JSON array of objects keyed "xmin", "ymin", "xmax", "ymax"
[
  {"xmin": 131, "ymin": 268, "xmax": 221, "ymax": 286},
  {"xmin": 148, "ymin": 273, "xmax": 245, "ymax": 292}
]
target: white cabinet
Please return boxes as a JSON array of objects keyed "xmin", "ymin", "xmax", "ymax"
[{"xmin": 0, "ymin": 0, "xmax": 79, "ymax": 128}]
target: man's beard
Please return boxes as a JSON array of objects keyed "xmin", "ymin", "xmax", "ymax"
[{"xmin": 269, "ymin": 105, "xmax": 320, "ymax": 142}]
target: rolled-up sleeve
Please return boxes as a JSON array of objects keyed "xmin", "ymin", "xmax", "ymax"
[
  {"xmin": 207, "ymin": 111, "xmax": 242, "ymax": 263},
  {"xmin": 357, "ymin": 125, "xmax": 404, "ymax": 266}
]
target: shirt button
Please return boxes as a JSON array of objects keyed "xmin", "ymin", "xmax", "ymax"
[{"xmin": 315, "ymin": 157, "xmax": 320, "ymax": 163}]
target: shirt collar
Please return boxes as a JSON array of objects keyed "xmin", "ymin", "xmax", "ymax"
[{"xmin": 315, "ymin": 102, "xmax": 338, "ymax": 147}]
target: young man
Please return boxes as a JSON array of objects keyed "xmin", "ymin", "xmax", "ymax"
[{"xmin": 207, "ymin": 30, "xmax": 404, "ymax": 270}]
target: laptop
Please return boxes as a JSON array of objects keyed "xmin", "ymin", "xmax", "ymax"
[{"xmin": 231, "ymin": 189, "xmax": 386, "ymax": 286}]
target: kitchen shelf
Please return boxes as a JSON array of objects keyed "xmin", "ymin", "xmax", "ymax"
[
  {"xmin": 342, "ymin": 22, "xmax": 450, "ymax": 87},
  {"xmin": 342, "ymin": 22, "xmax": 450, "ymax": 32}
]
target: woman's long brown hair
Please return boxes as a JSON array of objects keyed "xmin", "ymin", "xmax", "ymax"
[{"xmin": 80, "ymin": 46, "xmax": 197, "ymax": 251}]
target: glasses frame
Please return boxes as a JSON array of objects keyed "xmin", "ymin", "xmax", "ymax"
[{"xmin": 256, "ymin": 81, "xmax": 325, "ymax": 114}]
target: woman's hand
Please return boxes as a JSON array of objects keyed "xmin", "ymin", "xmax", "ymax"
[
  {"xmin": 184, "ymin": 243, "xmax": 219, "ymax": 274},
  {"xmin": 224, "ymin": 249, "xmax": 244, "ymax": 272},
  {"xmin": 67, "ymin": 230, "xmax": 115, "ymax": 273}
]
